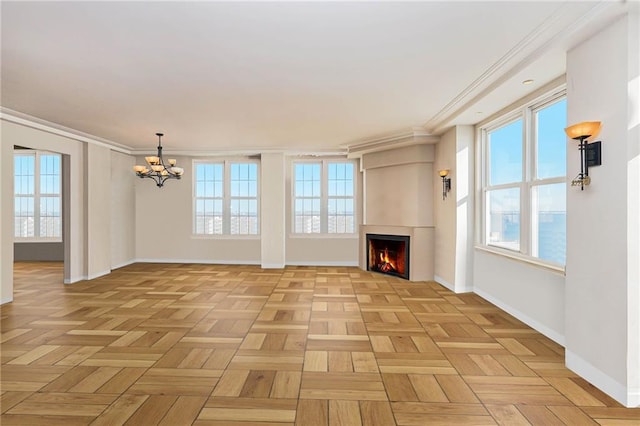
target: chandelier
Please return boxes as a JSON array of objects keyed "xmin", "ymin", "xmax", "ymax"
[{"xmin": 133, "ymin": 133, "xmax": 184, "ymax": 187}]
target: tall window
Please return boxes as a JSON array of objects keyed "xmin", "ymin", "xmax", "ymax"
[
  {"xmin": 480, "ymin": 94, "xmax": 566, "ymax": 265},
  {"xmin": 14, "ymin": 150, "xmax": 62, "ymax": 240},
  {"xmin": 293, "ymin": 160, "xmax": 355, "ymax": 234},
  {"xmin": 193, "ymin": 161, "xmax": 259, "ymax": 235}
]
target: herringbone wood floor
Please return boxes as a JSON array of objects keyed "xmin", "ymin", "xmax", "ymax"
[{"xmin": 2, "ymin": 262, "xmax": 639, "ymax": 425}]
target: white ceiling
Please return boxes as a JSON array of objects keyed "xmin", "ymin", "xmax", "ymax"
[{"xmin": 0, "ymin": 1, "xmax": 627, "ymax": 154}]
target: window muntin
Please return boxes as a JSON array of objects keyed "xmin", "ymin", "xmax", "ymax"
[
  {"xmin": 480, "ymin": 94, "xmax": 566, "ymax": 266},
  {"xmin": 14, "ymin": 151, "xmax": 61, "ymax": 240},
  {"xmin": 293, "ymin": 160, "xmax": 356, "ymax": 234},
  {"xmin": 230, "ymin": 163, "xmax": 258, "ymax": 235},
  {"xmin": 194, "ymin": 163, "xmax": 224, "ymax": 235},
  {"xmin": 294, "ymin": 163, "xmax": 321, "ymax": 233},
  {"xmin": 193, "ymin": 161, "xmax": 259, "ymax": 236}
]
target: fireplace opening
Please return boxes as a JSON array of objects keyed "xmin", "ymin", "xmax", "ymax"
[{"xmin": 366, "ymin": 234, "xmax": 410, "ymax": 280}]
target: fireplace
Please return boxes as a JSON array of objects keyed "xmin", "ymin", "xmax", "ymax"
[{"xmin": 366, "ymin": 234, "xmax": 410, "ymax": 280}]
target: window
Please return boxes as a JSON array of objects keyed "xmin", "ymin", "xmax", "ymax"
[
  {"xmin": 293, "ymin": 160, "xmax": 355, "ymax": 234},
  {"xmin": 480, "ymin": 94, "xmax": 566, "ymax": 266},
  {"xmin": 193, "ymin": 161, "xmax": 259, "ymax": 235},
  {"xmin": 14, "ymin": 150, "xmax": 62, "ymax": 240}
]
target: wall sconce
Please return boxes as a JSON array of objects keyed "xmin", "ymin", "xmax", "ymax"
[
  {"xmin": 564, "ymin": 121, "xmax": 602, "ymax": 190},
  {"xmin": 439, "ymin": 169, "xmax": 451, "ymax": 200}
]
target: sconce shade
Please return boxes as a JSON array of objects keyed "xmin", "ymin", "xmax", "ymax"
[
  {"xmin": 439, "ymin": 169, "xmax": 450, "ymax": 178},
  {"xmin": 564, "ymin": 121, "xmax": 601, "ymax": 140}
]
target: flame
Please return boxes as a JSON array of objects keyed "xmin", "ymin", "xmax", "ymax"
[{"xmin": 378, "ymin": 248, "xmax": 396, "ymax": 272}]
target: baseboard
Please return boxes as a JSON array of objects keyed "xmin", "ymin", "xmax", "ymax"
[
  {"xmin": 134, "ymin": 258, "xmax": 261, "ymax": 265},
  {"xmin": 64, "ymin": 275, "xmax": 86, "ymax": 284},
  {"xmin": 286, "ymin": 261, "xmax": 359, "ymax": 267},
  {"xmin": 111, "ymin": 259, "xmax": 135, "ymax": 270},
  {"xmin": 261, "ymin": 263, "xmax": 285, "ymax": 269},
  {"xmin": 628, "ymin": 388, "xmax": 640, "ymax": 408},
  {"xmin": 124, "ymin": 259, "xmax": 358, "ymax": 268},
  {"xmin": 87, "ymin": 270, "xmax": 110, "ymax": 281},
  {"xmin": 473, "ymin": 287, "xmax": 565, "ymax": 346},
  {"xmin": 566, "ymin": 349, "xmax": 635, "ymax": 407},
  {"xmin": 434, "ymin": 275, "xmax": 474, "ymax": 294},
  {"xmin": 434, "ymin": 275, "xmax": 454, "ymax": 292}
]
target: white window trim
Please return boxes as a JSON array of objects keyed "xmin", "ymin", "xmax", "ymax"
[
  {"xmin": 192, "ymin": 158, "xmax": 260, "ymax": 237},
  {"xmin": 476, "ymin": 89, "xmax": 567, "ymax": 272},
  {"xmin": 14, "ymin": 149, "xmax": 62, "ymax": 242},
  {"xmin": 291, "ymin": 158, "xmax": 357, "ymax": 236}
]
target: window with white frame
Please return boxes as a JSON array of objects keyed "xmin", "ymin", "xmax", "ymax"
[
  {"xmin": 480, "ymin": 94, "xmax": 567, "ymax": 265},
  {"xmin": 14, "ymin": 150, "xmax": 62, "ymax": 240},
  {"xmin": 193, "ymin": 161, "xmax": 259, "ymax": 235},
  {"xmin": 293, "ymin": 160, "xmax": 356, "ymax": 234}
]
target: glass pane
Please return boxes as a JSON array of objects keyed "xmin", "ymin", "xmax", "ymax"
[
  {"xmin": 194, "ymin": 163, "xmax": 224, "ymax": 234},
  {"xmin": 295, "ymin": 164, "xmax": 320, "ymax": 193},
  {"xmin": 14, "ymin": 196, "xmax": 35, "ymax": 237},
  {"xmin": 536, "ymin": 99, "xmax": 567, "ymax": 179},
  {"xmin": 14, "ymin": 155, "xmax": 35, "ymax": 195},
  {"xmin": 532, "ymin": 183, "xmax": 566, "ymax": 264},
  {"xmin": 228, "ymin": 163, "xmax": 258, "ymax": 235},
  {"xmin": 489, "ymin": 119, "xmax": 523, "ymax": 185},
  {"xmin": 487, "ymin": 187, "xmax": 520, "ymax": 251},
  {"xmin": 231, "ymin": 181, "xmax": 240, "ymax": 197},
  {"xmin": 40, "ymin": 154, "xmax": 61, "ymax": 195},
  {"xmin": 40, "ymin": 196, "xmax": 61, "ymax": 238}
]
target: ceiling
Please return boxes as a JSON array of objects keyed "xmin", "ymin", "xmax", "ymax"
[{"xmin": 0, "ymin": 1, "xmax": 627, "ymax": 155}]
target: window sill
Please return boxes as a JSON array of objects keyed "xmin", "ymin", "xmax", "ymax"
[
  {"xmin": 191, "ymin": 234, "xmax": 260, "ymax": 240},
  {"xmin": 474, "ymin": 245, "xmax": 565, "ymax": 275},
  {"xmin": 14, "ymin": 238, "xmax": 63, "ymax": 243},
  {"xmin": 288, "ymin": 233, "xmax": 358, "ymax": 239}
]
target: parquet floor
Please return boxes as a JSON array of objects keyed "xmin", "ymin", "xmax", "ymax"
[{"xmin": 2, "ymin": 263, "xmax": 639, "ymax": 425}]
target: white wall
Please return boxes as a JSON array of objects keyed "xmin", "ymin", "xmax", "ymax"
[
  {"xmin": 434, "ymin": 125, "xmax": 474, "ymax": 293},
  {"xmin": 14, "ymin": 242, "xmax": 64, "ymax": 261},
  {"xmin": 134, "ymin": 155, "xmax": 261, "ymax": 263},
  {"xmin": 363, "ymin": 144, "xmax": 435, "ymax": 227},
  {"xmin": 1, "ymin": 120, "xmax": 86, "ymax": 285},
  {"xmin": 455, "ymin": 126, "xmax": 475, "ymax": 293},
  {"xmin": 110, "ymin": 151, "xmax": 136, "ymax": 269},
  {"xmin": 0, "ymin": 119, "xmax": 135, "ymax": 301},
  {"xmin": 473, "ymin": 251, "xmax": 565, "ymax": 344},
  {"xmin": 133, "ymin": 154, "xmax": 359, "ymax": 266},
  {"xmin": 565, "ymin": 11, "xmax": 639, "ymax": 407},
  {"xmin": 284, "ymin": 156, "xmax": 359, "ymax": 266},
  {"xmin": 434, "ymin": 128, "xmax": 456, "ymax": 287},
  {"xmin": 1, "ymin": 132, "xmax": 14, "ymax": 304},
  {"xmin": 627, "ymin": 6, "xmax": 640, "ymax": 408}
]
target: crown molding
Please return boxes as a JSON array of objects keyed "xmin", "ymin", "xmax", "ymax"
[
  {"xmin": 424, "ymin": 1, "xmax": 617, "ymax": 134},
  {"xmin": 130, "ymin": 147, "xmax": 348, "ymax": 157},
  {"xmin": 345, "ymin": 127, "xmax": 439, "ymax": 157},
  {"xmin": 0, "ymin": 107, "xmax": 133, "ymax": 154},
  {"xmin": 1, "ymin": 108, "xmax": 348, "ymax": 158}
]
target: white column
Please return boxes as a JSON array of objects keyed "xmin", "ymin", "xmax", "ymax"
[
  {"xmin": 1, "ymin": 130, "xmax": 15, "ymax": 304},
  {"xmin": 85, "ymin": 144, "xmax": 112, "ymax": 279},
  {"xmin": 261, "ymin": 153, "xmax": 286, "ymax": 268}
]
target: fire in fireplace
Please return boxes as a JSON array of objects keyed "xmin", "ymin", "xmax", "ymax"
[{"xmin": 366, "ymin": 234, "xmax": 410, "ymax": 279}]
